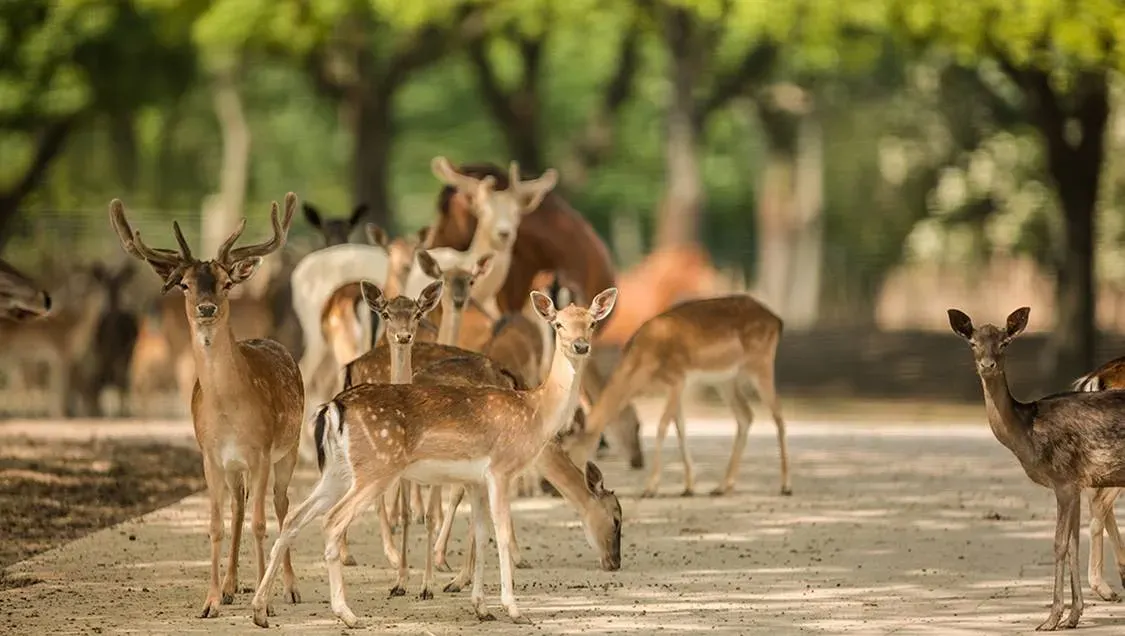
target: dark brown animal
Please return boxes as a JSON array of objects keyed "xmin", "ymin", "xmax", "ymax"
[
  {"xmin": 303, "ymin": 202, "xmax": 367, "ymax": 246},
  {"xmin": 950, "ymin": 307, "xmax": 1125, "ymax": 630},
  {"xmin": 70, "ymin": 261, "xmax": 140, "ymax": 417}
]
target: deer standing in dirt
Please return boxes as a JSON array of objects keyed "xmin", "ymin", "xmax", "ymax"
[
  {"xmin": 572, "ymin": 294, "xmax": 791, "ymax": 497},
  {"xmin": 250, "ymin": 287, "xmax": 617, "ymax": 628},
  {"xmin": 0, "ymin": 258, "xmax": 51, "ymax": 321},
  {"xmin": 70, "ymin": 261, "xmax": 140, "ymax": 417},
  {"xmin": 1070, "ymin": 357, "xmax": 1125, "ymax": 602},
  {"xmin": 949, "ymin": 307, "xmax": 1125, "ymax": 630},
  {"xmin": 110, "ymin": 195, "xmax": 305, "ymax": 619}
]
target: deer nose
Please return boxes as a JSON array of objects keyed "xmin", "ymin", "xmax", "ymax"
[
  {"xmin": 197, "ymin": 303, "xmax": 218, "ymax": 319},
  {"xmin": 41, "ymin": 291, "xmax": 51, "ymax": 312},
  {"xmin": 979, "ymin": 358, "xmax": 996, "ymax": 370},
  {"xmin": 573, "ymin": 339, "xmax": 590, "ymax": 355},
  {"xmin": 395, "ymin": 333, "xmax": 413, "ymax": 345},
  {"xmin": 496, "ymin": 229, "xmax": 512, "ymax": 243}
]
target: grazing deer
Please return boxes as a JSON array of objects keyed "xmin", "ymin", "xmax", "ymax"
[
  {"xmin": 403, "ymin": 157, "xmax": 557, "ymax": 317},
  {"xmin": 110, "ymin": 194, "xmax": 305, "ymax": 619},
  {"xmin": 303, "ymin": 202, "xmax": 367, "ymax": 246},
  {"xmin": 70, "ymin": 261, "xmax": 140, "ymax": 417},
  {"xmin": 572, "ymin": 295, "xmax": 791, "ymax": 497},
  {"xmin": 949, "ymin": 307, "xmax": 1125, "ymax": 630},
  {"xmin": 250, "ymin": 287, "xmax": 618, "ymax": 628},
  {"xmin": 0, "ymin": 257, "xmax": 51, "ymax": 321},
  {"xmin": 1070, "ymin": 357, "xmax": 1125, "ymax": 602}
]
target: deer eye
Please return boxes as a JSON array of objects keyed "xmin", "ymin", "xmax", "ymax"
[
  {"xmin": 223, "ymin": 280, "xmax": 234, "ymax": 290},
  {"xmin": 179, "ymin": 282, "xmax": 189, "ymax": 291}
]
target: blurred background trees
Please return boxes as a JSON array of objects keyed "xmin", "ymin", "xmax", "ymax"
[{"xmin": 5, "ymin": 0, "xmax": 1125, "ymax": 388}]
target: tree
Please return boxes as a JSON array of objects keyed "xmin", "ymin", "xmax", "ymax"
[
  {"xmin": 0, "ymin": 1, "xmax": 195, "ymax": 246},
  {"xmin": 888, "ymin": 0, "xmax": 1124, "ymax": 384}
]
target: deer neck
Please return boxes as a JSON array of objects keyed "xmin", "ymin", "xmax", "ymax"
[
  {"xmin": 389, "ymin": 343, "xmax": 412, "ymax": 384},
  {"xmin": 466, "ymin": 234, "xmax": 512, "ymax": 310},
  {"xmin": 532, "ymin": 343, "xmax": 587, "ymax": 439},
  {"xmin": 978, "ymin": 366, "xmax": 1033, "ymax": 457},
  {"xmin": 437, "ymin": 298, "xmax": 463, "ymax": 346},
  {"xmin": 189, "ymin": 318, "xmax": 247, "ymax": 397}
]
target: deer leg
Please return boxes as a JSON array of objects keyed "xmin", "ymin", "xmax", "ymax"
[
  {"xmin": 430, "ymin": 485, "xmax": 444, "ymax": 531},
  {"xmin": 220, "ymin": 468, "xmax": 246, "ymax": 605},
  {"xmin": 468, "ymin": 486, "xmax": 494, "ymax": 621},
  {"xmin": 669, "ymin": 389, "xmax": 696, "ymax": 496},
  {"xmin": 375, "ymin": 490, "xmax": 401, "ymax": 568},
  {"xmin": 324, "ymin": 481, "xmax": 386, "ymax": 629},
  {"xmin": 485, "ymin": 470, "xmax": 529, "ymax": 624},
  {"xmin": 714, "ymin": 379, "xmax": 755, "ymax": 496},
  {"xmin": 419, "ymin": 485, "xmax": 443, "ymax": 600},
  {"xmin": 200, "ymin": 457, "xmax": 225, "ymax": 618},
  {"xmin": 272, "ymin": 445, "xmax": 301, "ymax": 605},
  {"xmin": 249, "ymin": 454, "xmax": 271, "ymax": 604},
  {"xmin": 390, "ymin": 478, "xmax": 412, "ymax": 597},
  {"xmin": 1089, "ymin": 488, "xmax": 1118, "ymax": 601},
  {"xmin": 641, "ymin": 386, "xmax": 680, "ymax": 498},
  {"xmin": 411, "ymin": 482, "xmax": 426, "ymax": 525},
  {"xmin": 1039, "ymin": 485, "xmax": 1079, "ymax": 631},
  {"xmin": 1095, "ymin": 488, "xmax": 1125, "ymax": 592},
  {"xmin": 434, "ymin": 485, "xmax": 464, "ymax": 573},
  {"xmin": 743, "ymin": 362, "xmax": 791, "ymax": 495},
  {"xmin": 1065, "ymin": 489, "xmax": 1084, "ymax": 628},
  {"xmin": 251, "ymin": 464, "xmax": 350, "ymax": 628}
]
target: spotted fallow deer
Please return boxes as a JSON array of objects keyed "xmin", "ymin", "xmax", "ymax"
[
  {"xmin": 402, "ymin": 157, "xmax": 557, "ymax": 318},
  {"xmin": 0, "ymin": 257, "xmax": 51, "ymax": 321},
  {"xmin": 950, "ymin": 307, "xmax": 1125, "ymax": 630},
  {"xmin": 571, "ymin": 294, "xmax": 791, "ymax": 498},
  {"xmin": 110, "ymin": 195, "xmax": 305, "ymax": 619},
  {"xmin": 251, "ymin": 287, "xmax": 618, "ymax": 628},
  {"xmin": 1069, "ymin": 357, "xmax": 1125, "ymax": 602}
]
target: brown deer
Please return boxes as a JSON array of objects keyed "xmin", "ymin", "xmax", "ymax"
[
  {"xmin": 1070, "ymin": 357, "xmax": 1125, "ymax": 602},
  {"xmin": 110, "ymin": 194, "xmax": 305, "ymax": 619},
  {"xmin": 303, "ymin": 202, "xmax": 367, "ymax": 246},
  {"xmin": 69, "ymin": 261, "xmax": 140, "ymax": 417},
  {"xmin": 0, "ymin": 257, "xmax": 51, "ymax": 321},
  {"xmin": 250, "ymin": 287, "xmax": 618, "ymax": 628},
  {"xmin": 949, "ymin": 307, "xmax": 1125, "ymax": 630},
  {"xmin": 572, "ymin": 295, "xmax": 791, "ymax": 497},
  {"xmin": 414, "ymin": 249, "xmax": 496, "ymax": 352}
]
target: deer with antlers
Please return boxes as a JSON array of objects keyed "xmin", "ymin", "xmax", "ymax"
[
  {"xmin": 251, "ymin": 287, "xmax": 618, "ymax": 628},
  {"xmin": 109, "ymin": 194, "xmax": 305, "ymax": 619},
  {"xmin": 569, "ymin": 294, "xmax": 791, "ymax": 498},
  {"xmin": 0, "ymin": 258, "xmax": 51, "ymax": 321}
]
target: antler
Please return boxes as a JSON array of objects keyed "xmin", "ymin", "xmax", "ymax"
[
  {"xmin": 509, "ymin": 161, "xmax": 521, "ymax": 188},
  {"xmin": 217, "ymin": 192, "xmax": 297, "ymax": 265},
  {"xmin": 108, "ymin": 199, "xmax": 191, "ymax": 267},
  {"xmin": 431, "ymin": 156, "xmax": 486, "ymax": 193}
]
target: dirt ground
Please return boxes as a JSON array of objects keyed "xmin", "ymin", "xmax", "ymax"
[{"xmin": 3, "ymin": 407, "xmax": 1125, "ymax": 635}]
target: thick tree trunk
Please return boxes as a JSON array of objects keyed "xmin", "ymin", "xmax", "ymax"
[
  {"xmin": 109, "ymin": 111, "xmax": 138, "ymax": 193},
  {"xmin": 203, "ymin": 67, "xmax": 251, "ymax": 257},
  {"xmin": 0, "ymin": 120, "xmax": 74, "ymax": 249},
  {"xmin": 785, "ymin": 114, "xmax": 824, "ymax": 327},
  {"xmin": 351, "ymin": 89, "xmax": 394, "ymax": 232},
  {"xmin": 655, "ymin": 8, "xmax": 704, "ymax": 249}
]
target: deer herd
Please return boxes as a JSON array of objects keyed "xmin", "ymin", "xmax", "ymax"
[{"xmin": 3, "ymin": 157, "xmax": 1125, "ymax": 630}]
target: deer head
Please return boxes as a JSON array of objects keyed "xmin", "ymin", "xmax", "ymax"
[
  {"xmin": 360, "ymin": 279, "xmax": 444, "ymax": 347},
  {"xmin": 431, "ymin": 157, "xmax": 558, "ymax": 251},
  {"xmin": 581, "ymin": 461, "xmax": 622, "ymax": 571},
  {"xmin": 416, "ymin": 250, "xmax": 494, "ymax": 312},
  {"xmin": 109, "ymin": 194, "xmax": 296, "ymax": 345},
  {"xmin": 90, "ymin": 261, "xmax": 136, "ymax": 311},
  {"xmin": 531, "ymin": 286, "xmax": 617, "ymax": 362},
  {"xmin": 0, "ymin": 258, "xmax": 51, "ymax": 321},
  {"xmin": 948, "ymin": 307, "xmax": 1030, "ymax": 376},
  {"xmin": 364, "ymin": 223, "xmax": 420, "ymax": 296},
  {"xmin": 303, "ymin": 202, "xmax": 367, "ymax": 247}
]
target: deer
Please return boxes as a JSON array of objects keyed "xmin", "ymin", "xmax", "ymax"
[
  {"xmin": 401, "ymin": 157, "xmax": 557, "ymax": 318},
  {"xmin": 69, "ymin": 261, "xmax": 140, "ymax": 417},
  {"xmin": 949, "ymin": 307, "xmax": 1125, "ymax": 630},
  {"xmin": 250, "ymin": 287, "xmax": 618, "ymax": 628},
  {"xmin": 0, "ymin": 257, "xmax": 51, "ymax": 321},
  {"xmin": 109, "ymin": 194, "xmax": 305, "ymax": 619},
  {"xmin": 1068, "ymin": 356, "xmax": 1125, "ymax": 602},
  {"xmin": 303, "ymin": 202, "xmax": 367, "ymax": 246},
  {"xmin": 569, "ymin": 294, "xmax": 791, "ymax": 498}
]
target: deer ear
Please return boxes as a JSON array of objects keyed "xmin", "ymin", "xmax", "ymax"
[
  {"xmin": 584, "ymin": 461, "xmax": 605, "ymax": 493},
  {"xmin": 115, "ymin": 261, "xmax": 136, "ymax": 285},
  {"xmin": 530, "ymin": 290, "xmax": 556, "ymax": 322},
  {"xmin": 417, "ymin": 280, "xmax": 444, "ymax": 315},
  {"xmin": 416, "ymin": 250, "xmax": 443, "ymax": 279},
  {"xmin": 365, "ymin": 223, "xmax": 389, "ymax": 248},
  {"xmin": 473, "ymin": 253, "xmax": 494, "ymax": 280},
  {"xmin": 1006, "ymin": 307, "xmax": 1030, "ymax": 339},
  {"xmin": 348, "ymin": 204, "xmax": 368, "ymax": 227},
  {"xmin": 360, "ymin": 281, "xmax": 386, "ymax": 313},
  {"xmin": 947, "ymin": 309, "xmax": 974, "ymax": 340},
  {"xmin": 520, "ymin": 169, "xmax": 558, "ymax": 212},
  {"xmin": 228, "ymin": 257, "xmax": 262, "ymax": 284},
  {"xmin": 589, "ymin": 287, "xmax": 618, "ymax": 322},
  {"xmin": 302, "ymin": 203, "xmax": 322, "ymax": 229}
]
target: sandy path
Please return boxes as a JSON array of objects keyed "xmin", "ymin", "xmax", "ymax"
[{"xmin": 3, "ymin": 415, "xmax": 1125, "ymax": 635}]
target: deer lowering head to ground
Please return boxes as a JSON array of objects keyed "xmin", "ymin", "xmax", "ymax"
[
  {"xmin": 0, "ymin": 257, "xmax": 51, "ymax": 321},
  {"xmin": 949, "ymin": 307, "xmax": 1125, "ymax": 631},
  {"xmin": 110, "ymin": 194, "xmax": 305, "ymax": 619},
  {"xmin": 303, "ymin": 202, "xmax": 367, "ymax": 246},
  {"xmin": 251, "ymin": 287, "xmax": 618, "ymax": 628},
  {"xmin": 572, "ymin": 294, "xmax": 791, "ymax": 498}
]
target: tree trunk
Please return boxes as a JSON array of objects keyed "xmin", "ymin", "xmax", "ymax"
[
  {"xmin": 753, "ymin": 97, "xmax": 801, "ymax": 313},
  {"xmin": 785, "ymin": 113, "xmax": 824, "ymax": 327},
  {"xmin": 351, "ymin": 89, "xmax": 394, "ymax": 231},
  {"xmin": 654, "ymin": 8, "xmax": 704, "ymax": 249},
  {"xmin": 0, "ymin": 120, "xmax": 74, "ymax": 249},
  {"xmin": 109, "ymin": 110, "xmax": 138, "ymax": 194},
  {"xmin": 204, "ymin": 66, "xmax": 251, "ymax": 257}
]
